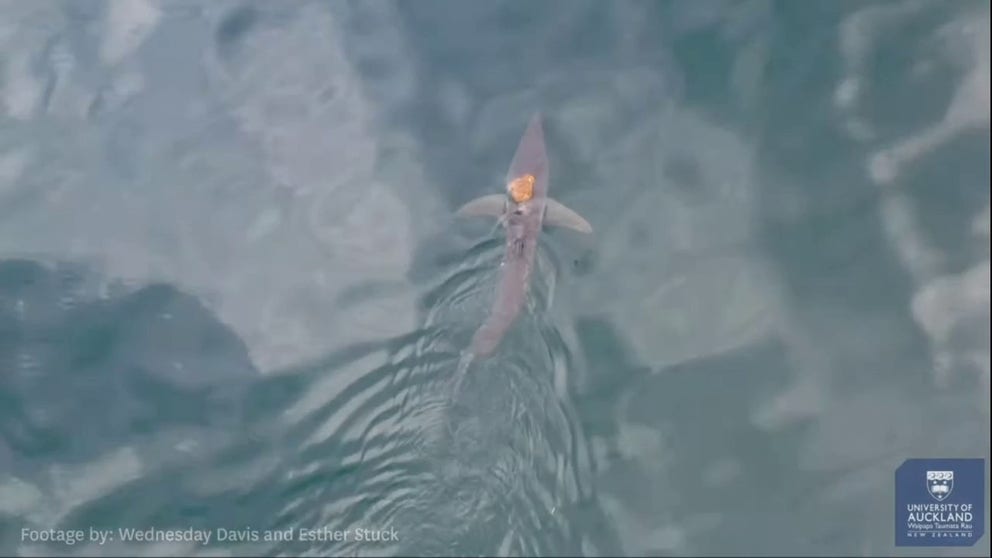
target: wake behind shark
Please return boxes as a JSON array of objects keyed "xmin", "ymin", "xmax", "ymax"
[{"xmin": 450, "ymin": 113, "xmax": 592, "ymax": 393}]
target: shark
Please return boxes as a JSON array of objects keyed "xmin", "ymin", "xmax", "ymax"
[{"xmin": 450, "ymin": 112, "xmax": 592, "ymax": 387}]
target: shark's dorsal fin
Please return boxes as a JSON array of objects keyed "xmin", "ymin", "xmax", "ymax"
[{"xmin": 543, "ymin": 198, "xmax": 592, "ymax": 233}]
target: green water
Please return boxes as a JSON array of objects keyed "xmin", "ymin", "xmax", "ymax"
[{"xmin": 1, "ymin": 1, "xmax": 989, "ymax": 556}]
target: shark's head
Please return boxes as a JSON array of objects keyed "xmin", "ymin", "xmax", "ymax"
[
  {"xmin": 506, "ymin": 113, "xmax": 548, "ymax": 201},
  {"xmin": 455, "ymin": 111, "xmax": 592, "ymax": 234}
]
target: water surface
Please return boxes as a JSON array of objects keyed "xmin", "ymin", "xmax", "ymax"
[{"xmin": 1, "ymin": 1, "xmax": 989, "ymax": 556}]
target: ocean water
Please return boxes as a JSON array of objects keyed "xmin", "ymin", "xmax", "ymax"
[{"xmin": 1, "ymin": 1, "xmax": 989, "ymax": 556}]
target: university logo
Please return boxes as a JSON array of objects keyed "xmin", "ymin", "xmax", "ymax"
[
  {"xmin": 896, "ymin": 458, "xmax": 984, "ymax": 547},
  {"xmin": 927, "ymin": 470, "xmax": 954, "ymax": 501}
]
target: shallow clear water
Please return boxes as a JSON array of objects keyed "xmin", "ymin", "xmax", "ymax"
[{"xmin": 1, "ymin": 1, "xmax": 989, "ymax": 556}]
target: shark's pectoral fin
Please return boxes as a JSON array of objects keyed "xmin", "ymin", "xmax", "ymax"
[
  {"xmin": 455, "ymin": 194, "xmax": 507, "ymax": 218},
  {"xmin": 544, "ymin": 198, "xmax": 593, "ymax": 233}
]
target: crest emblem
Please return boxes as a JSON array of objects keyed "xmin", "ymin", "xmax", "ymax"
[{"xmin": 926, "ymin": 470, "xmax": 954, "ymax": 501}]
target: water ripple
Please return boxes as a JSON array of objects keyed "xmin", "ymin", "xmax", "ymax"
[{"xmin": 233, "ymin": 238, "xmax": 589, "ymax": 556}]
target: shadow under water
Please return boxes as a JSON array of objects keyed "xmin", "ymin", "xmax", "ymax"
[
  {"xmin": 0, "ymin": 258, "xmax": 259, "ymax": 554},
  {"xmin": 1, "ymin": 241, "xmax": 601, "ymax": 556}
]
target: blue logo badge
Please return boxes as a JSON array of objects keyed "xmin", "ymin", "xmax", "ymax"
[{"xmin": 896, "ymin": 458, "xmax": 985, "ymax": 546}]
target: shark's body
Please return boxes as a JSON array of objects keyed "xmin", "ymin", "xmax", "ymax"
[{"xmin": 455, "ymin": 113, "xmax": 592, "ymax": 361}]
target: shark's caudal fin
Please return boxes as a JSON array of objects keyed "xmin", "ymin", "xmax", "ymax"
[
  {"xmin": 446, "ymin": 350, "xmax": 476, "ymax": 403},
  {"xmin": 455, "ymin": 195, "xmax": 592, "ymax": 234}
]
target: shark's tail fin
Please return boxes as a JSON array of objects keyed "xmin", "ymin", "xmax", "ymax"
[{"xmin": 446, "ymin": 350, "xmax": 476, "ymax": 402}]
